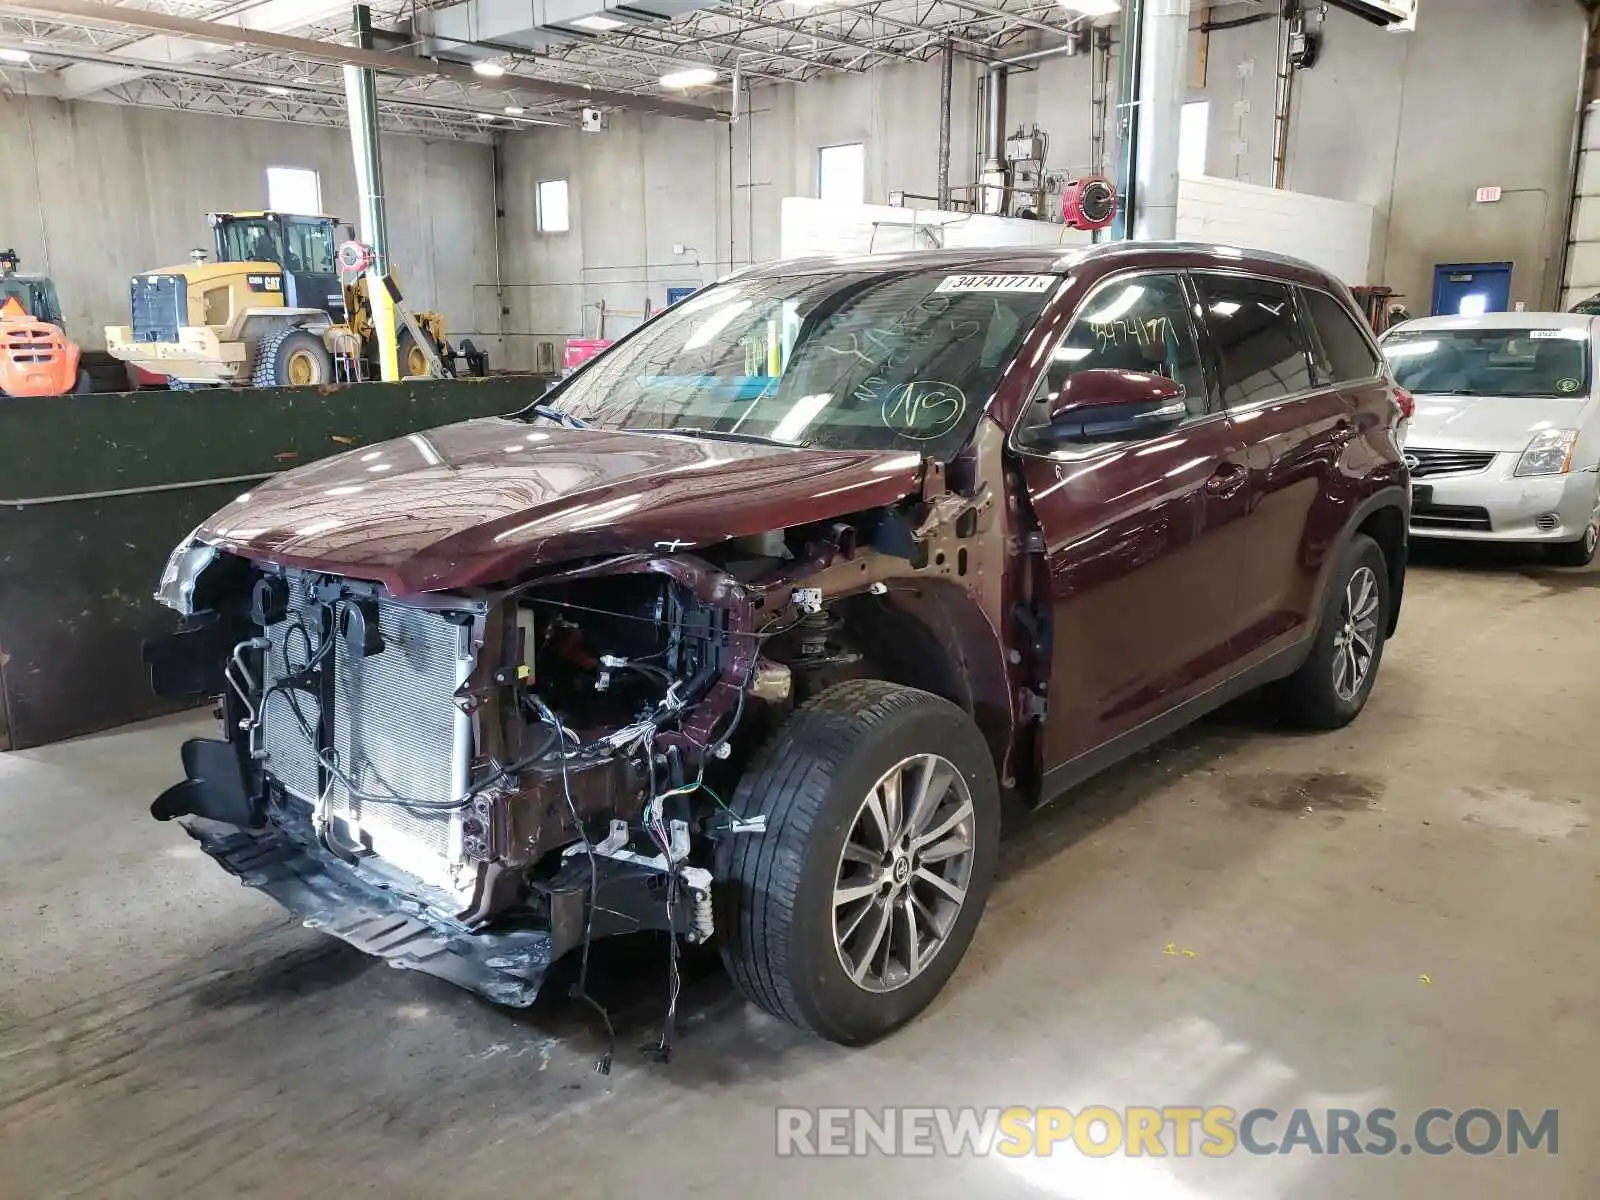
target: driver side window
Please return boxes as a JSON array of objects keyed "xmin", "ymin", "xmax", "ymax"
[{"xmin": 1018, "ymin": 273, "xmax": 1210, "ymax": 446}]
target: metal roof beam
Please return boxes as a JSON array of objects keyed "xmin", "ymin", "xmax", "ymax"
[{"xmin": 0, "ymin": 0, "xmax": 724, "ymax": 118}]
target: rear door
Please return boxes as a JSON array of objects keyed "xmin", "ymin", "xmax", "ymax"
[
  {"xmin": 1193, "ymin": 273, "xmax": 1367, "ymax": 664},
  {"xmin": 1013, "ymin": 271, "xmax": 1252, "ymax": 770}
]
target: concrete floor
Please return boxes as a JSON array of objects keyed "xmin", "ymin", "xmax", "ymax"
[{"xmin": 2, "ymin": 548, "xmax": 1595, "ymax": 1198}]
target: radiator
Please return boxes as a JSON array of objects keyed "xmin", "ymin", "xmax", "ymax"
[{"xmin": 260, "ymin": 583, "xmax": 475, "ymax": 890}]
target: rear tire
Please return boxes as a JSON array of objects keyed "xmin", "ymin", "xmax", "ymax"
[
  {"xmin": 1270, "ymin": 533, "xmax": 1390, "ymax": 730},
  {"xmin": 715, "ymin": 680, "xmax": 1000, "ymax": 1045},
  {"xmin": 397, "ymin": 329, "xmax": 437, "ymax": 379},
  {"xmin": 72, "ymin": 368, "xmax": 92, "ymax": 395},
  {"xmin": 253, "ymin": 327, "xmax": 332, "ymax": 388}
]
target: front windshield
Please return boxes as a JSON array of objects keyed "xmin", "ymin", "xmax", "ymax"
[
  {"xmin": 0, "ymin": 277, "xmax": 62, "ymax": 326},
  {"xmin": 543, "ymin": 268, "xmax": 1059, "ymax": 458},
  {"xmin": 1383, "ymin": 328, "xmax": 1591, "ymax": 398},
  {"xmin": 217, "ymin": 219, "xmax": 284, "ymax": 266}
]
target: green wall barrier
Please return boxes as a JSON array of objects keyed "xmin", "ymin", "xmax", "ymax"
[{"xmin": 0, "ymin": 376, "xmax": 545, "ymax": 750}]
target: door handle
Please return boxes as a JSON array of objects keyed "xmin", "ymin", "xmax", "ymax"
[{"xmin": 1205, "ymin": 462, "xmax": 1249, "ymax": 498}]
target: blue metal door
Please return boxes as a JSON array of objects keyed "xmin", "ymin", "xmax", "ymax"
[{"xmin": 1431, "ymin": 262, "xmax": 1512, "ymax": 316}]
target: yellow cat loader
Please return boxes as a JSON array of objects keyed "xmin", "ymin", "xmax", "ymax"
[{"xmin": 105, "ymin": 211, "xmax": 486, "ymax": 388}]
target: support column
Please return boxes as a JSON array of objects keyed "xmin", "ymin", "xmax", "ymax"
[
  {"xmin": 344, "ymin": 3, "xmax": 399, "ymax": 380},
  {"xmin": 1132, "ymin": 0, "xmax": 1190, "ymax": 240},
  {"xmin": 936, "ymin": 41, "xmax": 954, "ymax": 209}
]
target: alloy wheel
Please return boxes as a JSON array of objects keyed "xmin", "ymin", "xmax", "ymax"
[
  {"xmin": 1331, "ymin": 565, "xmax": 1381, "ymax": 702},
  {"xmin": 832, "ymin": 753, "xmax": 976, "ymax": 994}
]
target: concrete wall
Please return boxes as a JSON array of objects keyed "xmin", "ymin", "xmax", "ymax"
[
  {"xmin": 0, "ymin": 95, "xmax": 499, "ymax": 355},
  {"xmin": 502, "ymin": 0, "xmax": 1587, "ymax": 351}
]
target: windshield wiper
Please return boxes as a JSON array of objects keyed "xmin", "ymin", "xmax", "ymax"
[
  {"xmin": 622, "ymin": 426, "xmax": 785, "ymax": 446},
  {"xmin": 521, "ymin": 403, "xmax": 591, "ymax": 430}
]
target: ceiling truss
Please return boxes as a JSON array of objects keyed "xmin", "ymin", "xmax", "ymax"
[{"xmin": 0, "ymin": 0, "xmax": 1139, "ymax": 141}]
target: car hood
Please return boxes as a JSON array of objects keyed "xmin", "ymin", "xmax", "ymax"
[
  {"xmin": 203, "ymin": 418, "xmax": 927, "ymax": 594},
  {"xmin": 1407, "ymin": 393, "xmax": 1593, "ymax": 452}
]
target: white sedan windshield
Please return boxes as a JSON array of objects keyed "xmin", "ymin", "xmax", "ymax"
[{"xmin": 1384, "ymin": 328, "xmax": 1591, "ymax": 398}]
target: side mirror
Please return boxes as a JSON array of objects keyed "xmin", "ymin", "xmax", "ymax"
[{"xmin": 1045, "ymin": 368, "xmax": 1190, "ymax": 443}]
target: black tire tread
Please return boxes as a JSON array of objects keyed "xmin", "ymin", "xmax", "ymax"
[
  {"xmin": 716, "ymin": 680, "xmax": 970, "ymax": 1034},
  {"xmin": 1546, "ymin": 536, "xmax": 1596, "ymax": 568},
  {"xmin": 1273, "ymin": 533, "xmax": 1388, "ymax": 730},
  {"xmin": 251, "ymin": 326, "xmax": 328, "ymax": 388}
]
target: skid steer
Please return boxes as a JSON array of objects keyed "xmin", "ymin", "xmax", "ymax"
[{"xmin": 104, "ymin": 211, "xmax": 487, "ymax": 388}]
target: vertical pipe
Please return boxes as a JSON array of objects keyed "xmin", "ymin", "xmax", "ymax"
[
  {"xmin": 1271, "ymin": 5, "xmax": 1297, "ymax": 189},
  {"xmin": 489, "ymin": 130, "xmax": 507, "ymax": 348},
  {"xmin": 1112, "ymin": 0, "xmax": 1145, "ymax": 240},
  {"xmin": 937, "ymin": 41, "xmax": 954, "ymax": 208},
  {"xmin": 1090, "ymin": 26, "xmax": 1110, "ymax": 177},
  {"xmin": 984, "ymin": 63, "xmax": 1004, "ymax": 165},
  {"xmin": 344, "ymin": 5, "xmax": 390, "ymax": 273},
  {"xmin": 343, "ymin": 3, "xmax": 397, "ymax": 379},
  {"xmin": 1132, "ymin": 0, "xmax": 1190, "ymax": 240}
]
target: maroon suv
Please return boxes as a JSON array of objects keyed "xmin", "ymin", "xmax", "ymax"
[{"xmin": 146, "ymin": 243, "xmax": 1408, "ymax": 1047}]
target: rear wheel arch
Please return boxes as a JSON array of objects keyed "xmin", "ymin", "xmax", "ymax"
[
  {"xmin": 1354, "ymin": 497, "xmax": 1407, "ymax": 635},
  {"xmin": 1312, "ymin": 487, "xmax": 1406, "ymax": 640}
]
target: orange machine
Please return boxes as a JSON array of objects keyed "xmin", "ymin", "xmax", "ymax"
[{"xmin": 0, "ymin": 250, "xmax": 87, "ymax": 397}]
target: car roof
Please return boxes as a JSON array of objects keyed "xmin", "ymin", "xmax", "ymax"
[
  {"xmin": 729, "ymin": 241, "xmax": 1341, "ymax": 289},
  {"xmin": 1390, "ymin": 312, "xmax": 1599, "ymax": 334}
]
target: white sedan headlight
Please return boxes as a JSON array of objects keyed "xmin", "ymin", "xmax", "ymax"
[
  {"xmin": 1514, "ymin": 429, "xmax": 1579, "ymax": 478},
  {"xmin": 155, "ymin": 530, "xmax": 220, "ymax": 615}
]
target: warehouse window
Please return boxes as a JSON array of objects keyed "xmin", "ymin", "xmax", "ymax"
[
  {"xmin": 818, "ymin": 143, "xmax": 865, "ymax": 206},
  {"xmin": 1179, "ymin": 102, "xmax": 1209, "ymax": 178},
  {"xmin": 265, "ymin": 166, "xmax": 322, "ymax": 215},
  {"xmin": 538, "ymin": 179, "xmax": 570, "ymax": 233}
]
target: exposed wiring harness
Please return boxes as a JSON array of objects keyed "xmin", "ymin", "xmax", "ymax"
[{"xmin": 531, "ymin": 695, "xmax": 617, "ymax": 1076}]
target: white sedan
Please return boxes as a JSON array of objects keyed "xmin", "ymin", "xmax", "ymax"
[{"xmin": 1380, "ymin": 312, "xmax": 1600, "ymax": 566}]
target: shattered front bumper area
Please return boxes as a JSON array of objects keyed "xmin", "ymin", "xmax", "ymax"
[{"xmin": 184, "ymin": 815, "xmax": 558, "ymax": 1007}]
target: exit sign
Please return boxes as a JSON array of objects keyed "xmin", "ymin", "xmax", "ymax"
[{"xmin": 1475, "ymin": 186, "xmax": 1504, "ymax": 204}]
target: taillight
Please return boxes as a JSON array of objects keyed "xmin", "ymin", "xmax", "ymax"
[{"xmin": 1395, "ymin": 386, "xmax": 1415, "ymax": 421}]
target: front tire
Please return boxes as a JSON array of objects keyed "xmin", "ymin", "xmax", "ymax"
[
  {"xmin": 253, "ymin": 327, "xmax": 332, "ymax": 388},
  {"xmin": 1271, "ymin": 533, "xmax": 1390, "ymax": 730},
  {"xmin": 1546, "ymin": 499, "xmax": 1600, "ymax": 567},
  {"xmin": 715, "ymin": 680, "xmax": 1000, "ymax": 1045}
]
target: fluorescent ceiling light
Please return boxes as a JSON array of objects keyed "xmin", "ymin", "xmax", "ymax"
[
  {"xmin": 264, "ymin": 85, "xmax": 291, "ymax": 96},
  {"xmin": 504, "ymin": 105, "xmax": 525, "ymax": 115},
  {"xmin": 0, "ymin": 48, "xmax": 32, "ymax": 63},
  {"xmin": 570, "ymin": 14, "xmax": 625, "ymax": 31},
  {"xmin": 473, "ymin": 61, "xmax": 506, "ymax": 77},
  {"xmin": 1057, "ymin": 0, "xmax": 1119, "ymax": 13},
  {"xmin": 475, "ymin": 112, "xmax": 496, "ymax": 120},
  {"xmin": 660, "ymin": 67, "xmax": 718, "ymax": 88}
]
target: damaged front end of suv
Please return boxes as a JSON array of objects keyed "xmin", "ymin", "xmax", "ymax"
[{"xmin": 145, "ymin": 256, "xmax": 1062, "ymax": 1046}]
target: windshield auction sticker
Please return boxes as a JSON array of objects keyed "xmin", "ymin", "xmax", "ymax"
[{"xmin": 935, "ymin": 274, "xmax": 1058, "ymax": 294}]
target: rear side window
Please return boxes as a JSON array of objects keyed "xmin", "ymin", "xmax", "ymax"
[
  {"xmin": 1303, "ymin": 288, "xmax": 1382, "ymax": 383},
  {"xmin": 1195, "ymin": 275, "xmax": 1314, "ymax": 406}
]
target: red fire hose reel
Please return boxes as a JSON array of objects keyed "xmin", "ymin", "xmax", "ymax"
[{"xmin": 1061, "ymin": 175, "xmax": 1119, "ymax": 231}]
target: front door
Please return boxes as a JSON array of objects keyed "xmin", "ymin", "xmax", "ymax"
[
  {"xmin": 1013, "ymin": 272, "xmax": 1251, "ymax": 773},
  {"xmin": 1431, "ymin": 262, "xmax": 1512, "ymax": 317},
  {"xmin": 283, "ymin": 218, "xmax": 344, "ymax": 321}
]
